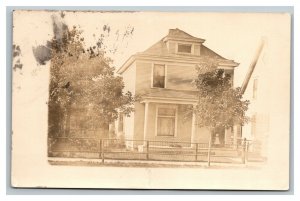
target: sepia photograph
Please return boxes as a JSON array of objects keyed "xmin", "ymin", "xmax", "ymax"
[{"xmin": 11, "ymin": 10, "xmax": 291, "ymax": 190}]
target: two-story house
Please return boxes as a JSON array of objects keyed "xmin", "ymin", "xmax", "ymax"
[{"xmin": 116, "ymin": 28, "xmax": 239, "ymax": 148}]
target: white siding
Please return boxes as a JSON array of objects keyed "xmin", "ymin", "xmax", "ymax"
[{"xmin": 120, "ymin": 62, "xmax": 136, "ymax": 140}]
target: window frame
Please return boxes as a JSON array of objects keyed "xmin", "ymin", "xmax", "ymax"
[
  {"xmin": 151, "ymin": 63, "xmax": 167, "ymax": 88},
  {"xmin": 155, "ymin": 104, "xmax": 178, "ymax": 137}
]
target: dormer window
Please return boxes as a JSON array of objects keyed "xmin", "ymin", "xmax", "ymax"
[
  {"xmin": 152, "ymin": 64, "xmax": 166, "ymax": 88},
  {"xmin": 177, "ymin": 43, "xmax": 192, "ymax": 54}
]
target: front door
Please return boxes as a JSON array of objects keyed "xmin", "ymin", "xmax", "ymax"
[{"xmin": 212, "ymin": 126, "xmax": 225, "ymax": 147}]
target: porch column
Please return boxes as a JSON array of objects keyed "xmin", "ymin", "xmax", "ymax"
[
  {"xmin": 233, "ymin": 124, "xmax": 241, "ymax": 148},
  {"xmin": 224, "ymin": 128, "xmax": 232, "ymax": 145},
  {"xmin": 143, "ymin": 102, "xmax": 149, "ymax": 145},
  {"xmin": 191, "ymin": 104, "xmax": 197, "ymax": 146}
]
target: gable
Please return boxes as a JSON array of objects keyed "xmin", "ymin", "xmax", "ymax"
[{"xmin": 141, "ymin": 40, "xmax": 229, "ymax": 62}]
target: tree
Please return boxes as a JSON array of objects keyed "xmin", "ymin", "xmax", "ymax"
[
  {"xmin": 44, "ymin": 15, "xmax": 135, "ymax": 138},
  {"xmin": 192, "ymin": 58, "xmax": 250, "ymax": 166},
  {"xmin": 192, "ymin": 58, "xmax": 250, "ymax": 145}
]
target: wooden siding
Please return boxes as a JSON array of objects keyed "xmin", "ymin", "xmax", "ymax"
[
  {"xmin": 168, "ymin": 41, "xmax": 176, "ymax": 54},
  {"xmin": 121, "ymin": 62, "xmax": 136, "ymax": 140},
  {"xmin": 167, "ymin": 64, "xmax": 197, "ymax": 91},
  {"xmin": 194, "ymin": 44, "xmax": 201, "ymax": 56},
  {"xmin": 135, "ymin": 61, "xmax": 197, "ymax": 92},
  {"xmin": 135, "ymin": 61, "xmax": 152, "ymax": 94}
]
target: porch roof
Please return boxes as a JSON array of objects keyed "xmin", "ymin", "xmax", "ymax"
[{"xmin": 141, "ymin": 89, "xmax": 198, "ymax": 104}]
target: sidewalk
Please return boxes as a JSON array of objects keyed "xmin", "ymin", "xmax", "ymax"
[{"xmin": 48, "ymin": 157, "xmax": 265, "ymax": 169}]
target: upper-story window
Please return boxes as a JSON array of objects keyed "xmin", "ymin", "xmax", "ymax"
[
  {"xmin": 224, "ymin": 70, "xmax": 233, "ymax": 87},
  {"xmin": 177, "ymin": 43, "xmax": 192, "ymax": 54},
  {"xmin": 152, "ymin": 64, "xmax": 166, "ymax": 88}
]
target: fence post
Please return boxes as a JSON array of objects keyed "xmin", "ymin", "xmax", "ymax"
[
  {"xmin": 101, "ymin": 139, "xmax": 105, "ymax": 163},
  {"xmin": 146, "ymin": 140, "xmax": 149, "ymax": 160},
  {"xmin": 241, "ymin": 138, "xmax": 246, "ymax": 164},
  {"xmin": 195, "ymin": 143, "xmax": 198, "ymax": 161},
  {"xmin": 207, "ymin": 137, "xmax": 212, "ymax": 167},
  {"xmin": 98, "ymin": 139, "xmax": 102, "ymax": 159}
]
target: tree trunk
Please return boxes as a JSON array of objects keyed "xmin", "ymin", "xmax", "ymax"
[{"xmin": 207, "ymin": 127, "xmax": 214, "ymax": 167}]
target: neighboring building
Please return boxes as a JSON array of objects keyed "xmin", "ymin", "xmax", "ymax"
[
  {"xmin": 116, "ymin": 28, "xmax": 239, "ymax": 148},
  {"xmin": 241, "ymin": 41, "xmax": 270, "ymax": 157}
]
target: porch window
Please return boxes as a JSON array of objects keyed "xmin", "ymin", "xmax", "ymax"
[
  {"xmin": 152, "ymin": 64, "xmax": 166, "ymax": 88},
  {"xmin": 178, "ymin": 43, "xmax": 192, "ymax": 54},
  {"xmin": 156, "ymin": 106, "xmax": 177, "ymax": 136}
]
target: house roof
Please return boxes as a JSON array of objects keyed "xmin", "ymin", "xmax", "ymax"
[
  {"xmin": 117, "ymin": 28, "xmax": 239, "ymax": 73},
  {"xmin": 163, "ymin": 28, "xmax": 205, "ymax": 43},
  {"xmin": 117, "ymin": 28, "xmax": 239, "ymax": 74},
  {"xmin": 140, "ymin": 28, "xmax": 231, "ymax": 61},
  {"xmin": 141, "ymin": 39, "xmax": 226, "ymax": 61}
]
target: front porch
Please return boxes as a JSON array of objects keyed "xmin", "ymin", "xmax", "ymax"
[{"xmin": 140, "ymin": 96, "xmax": 242, "ymax": 148}]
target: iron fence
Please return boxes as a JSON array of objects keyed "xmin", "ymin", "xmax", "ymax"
[{"xmin": 48, "ymin": 137, "xmax": 253, "ymax": 165}]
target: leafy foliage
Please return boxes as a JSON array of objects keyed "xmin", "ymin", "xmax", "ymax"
[
  {"xmin": 193, "ymin": 61, "xmax": 250, "ymax": 131},
  {"xmin": 48, "ymin": 15, "xmax": 135, "ymax": 136},
  {"xmin": 12, "ymin": 44, "xmax": 23, "ymax": 71}
]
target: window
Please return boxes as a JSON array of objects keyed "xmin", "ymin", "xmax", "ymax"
[
  {"xmin": 156, "ymin": 106, "xmax": 177, "ymax": 136},
  {"xmin": 177, "ymin": 44, "xmax": 192, "ymax": 53},
  {"xmin": 224, "ymin": 70, "xmax": 233, "ymax": 86},
  {"xmin": 152, "ymin": 64, "xmax": 166, "ymax": 88}
]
